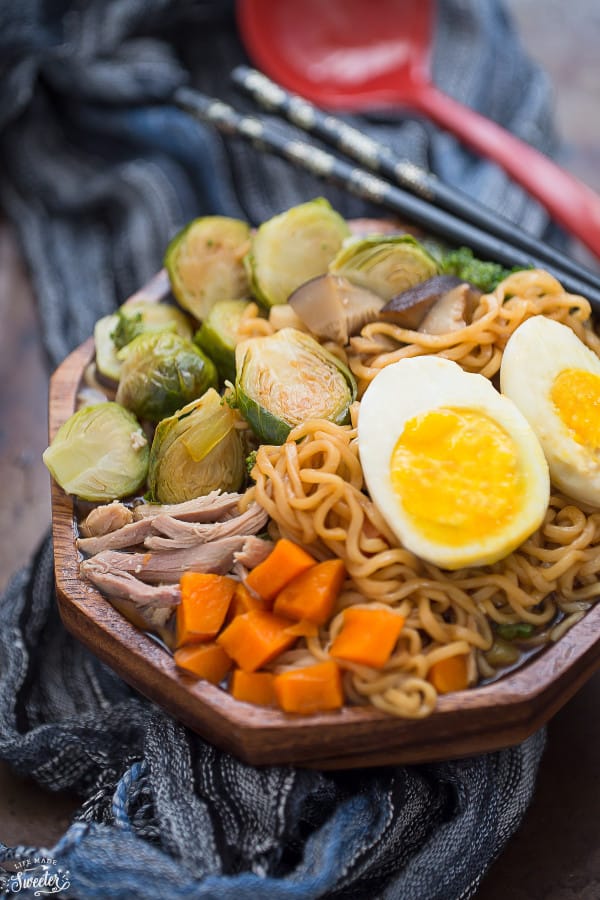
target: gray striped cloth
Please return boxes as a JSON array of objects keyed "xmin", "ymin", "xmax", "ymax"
[{"xmin": 0, "ymin": 2, "xmax": 552, "ymax": 897}]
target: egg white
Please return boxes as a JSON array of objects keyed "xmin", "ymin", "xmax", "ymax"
[
  {"xmin": 500, "ymin": 315, "xmax": 600, "ymax": 506},
  {"xmin": 358, "ymin": 356, "xmax": 550, "ymax": 570}
]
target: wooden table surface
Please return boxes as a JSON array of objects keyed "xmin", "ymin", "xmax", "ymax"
[{"xmin": 1, "ymin": 1, "xmax": 599, "ymax": 895}]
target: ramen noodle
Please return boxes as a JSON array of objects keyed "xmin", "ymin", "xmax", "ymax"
[{"xmin": 246, "ymin": 270, "xmax": 600, "ymax": 717}]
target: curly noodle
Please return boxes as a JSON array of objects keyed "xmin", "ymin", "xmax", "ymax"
[{"xmin": 247, "ymin": 271, "xmax": 600, "ymax": 717}]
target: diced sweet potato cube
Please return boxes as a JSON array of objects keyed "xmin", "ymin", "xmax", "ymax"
[
  {"xmin": 230, "ymin": 670, "xmax": 277, "ymax": 707},
  {"xmin": 174, "ymin": 642, "xmax": 232, "ymax": 684},
  {"xmin": 176, "ymin": 572, "xmax": 236, "ymax": 647},
  {"xmin": 273, "ymin": 558, "xmax": 346, "ymax": 624},
  {"xmin": 274, "ymin": 661, "xmax": 344, "ymax": 714},
  {"xmin": 282, "ymin": 619, "xmax": 319, "ymax": 639},
  {"xmin": 330, "ymin": 607, "xmax": 405, "ymax": 668},
  {"xmin": 217, "ymin": 610, "xmax": 297, "ymax": 672},
  {"xmin": 245, "ymin": 538, "xmax": 316, "ymax": 605},
  {"xmin": 427, "ymin": 655, "xmax": 469, "ymax": 694},
  {"xmin": 226, "ymin": 581, "xmax": 265, "ymax": 623}
]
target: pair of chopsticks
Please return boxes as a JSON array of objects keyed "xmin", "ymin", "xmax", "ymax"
[{"xmin": 174, "ymin": 66, "xmax": 600, "ymax": 311}]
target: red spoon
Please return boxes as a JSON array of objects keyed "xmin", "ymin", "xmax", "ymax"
[{"xmin": 237, "ymin": 0, "xmax": 600, "ymax": 258}]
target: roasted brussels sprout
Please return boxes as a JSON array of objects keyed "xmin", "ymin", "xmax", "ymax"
[
  {"xmin": 115, "ymin": 331, "xmax": 217, "ymax": 423},
  {"xmin": 329, "ymin": 234, "xmax": 439, "ymax": 301},
  {"xmin": 43, "ymin": 402, "xmax": 149, "ymax": 501},
  {"xmin": 235, "ymin": 327, "xmax": 357, "ymax": 444},
  {"xmin": 148, "ymin": 388, "xmax": 246, "ymax": 504},
  {"xmin": 245, "ymin": 198, "xmax": 350, "ymax": 308},
  {"xmin": 94, "ymin": 300, "xmax": 193, "ymax": 383},
  {"xmin": 165, "ymin": 216, "xmax": 251, "ymax": 320},
  {"xmin": 194, "ymin": 299, "xmax": 252, "ymax": 384}
]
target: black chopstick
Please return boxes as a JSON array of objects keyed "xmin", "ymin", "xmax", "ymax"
[
  {"xmin": 174, "ymin": 86, "xmax": 600, "ymax": 313},
  {"xmin": 231, "ymin": 65, "xmax": 600, "ymax": 294}
]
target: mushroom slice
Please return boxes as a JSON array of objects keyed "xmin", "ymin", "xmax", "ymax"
[
  {"xmin": 419, "ymin": 282, "xmax": 482, "ymax": 334},
  {"xmin": 379, "ymin": 275, "xmax": 468, "ymax": 330},
  {"xmin": 288, "ymin": 274, "xmax": 384, "ymax": 344}
]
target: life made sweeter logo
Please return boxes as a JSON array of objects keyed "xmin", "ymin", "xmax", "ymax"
[{"xmin": 0, "ymin": 857, "xmax": 71, "ymax": 896}]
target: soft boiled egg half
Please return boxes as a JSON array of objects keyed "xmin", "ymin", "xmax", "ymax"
[
  {"xmin": 501, "ymin": 315, "xmax": 600, "ymax": 507},
  {"xmin": 358, "ymin": 356, "xmax": 550, "ymax": 570}
]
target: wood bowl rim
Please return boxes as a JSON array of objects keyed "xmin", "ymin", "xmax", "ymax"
[{"xmin": 49, "ymin": 270, "xmax": 600, "ymax": 769}]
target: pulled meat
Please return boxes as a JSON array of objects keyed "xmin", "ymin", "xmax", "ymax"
[
  {"xmin": 144, "ymin": 503, "xmax": 268, "ymax": 550},
  {"xmin": 131, "ymin": 491, "xmax": 242, "ymax": 523},
  {"xmin": 78, "ymin": 491, "xmax": 274, "ymax": 625},
  {"xmin": 79, "ymin": 501, "xmax": 133, "ymax": 537},
  {"xmin": 80, "ymin": 563, "xmax": 181, "ymax": 609},
  {"xmin": 81, "ymin": 535, "xmax": 272, "ymax": 584}
]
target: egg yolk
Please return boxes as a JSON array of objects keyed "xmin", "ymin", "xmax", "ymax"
[
  {"xmin": 551, "ymin": 368, "xmax": 600, "ymax": 448},
  {"xmin": 390, "ymin": 407, "xmax": 524, "ymax": 547}
]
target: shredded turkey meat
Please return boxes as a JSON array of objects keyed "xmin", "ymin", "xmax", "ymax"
[
  {"xmin": 144, "ymin": 503, "xmax": 268, "ymax": 550},
  {"xmin": 79, "ymin": 501, "xmax": 133, "ymax": 537},
  {"xmin": 80, "ymin": 535, "xmax": 272, "ymax": 584},
  {"xmin": 131, "ymin": 491, "xmax": 242, "ymax": 523},
  {"xmin": 80, "ymin": 562, "xmax": 181, "ymax": 608}
]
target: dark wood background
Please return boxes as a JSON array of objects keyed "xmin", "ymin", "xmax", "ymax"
[{"xmin": 0, "ymin": 0, "xmax": 599, "ymax": 894}]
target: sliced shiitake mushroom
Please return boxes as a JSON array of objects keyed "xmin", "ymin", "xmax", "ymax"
[
  {"xmin": 288, "ymin": 274, "xmax": 385, "ymax": 344},
  {"xmin": 419, "ymin": 282, "xmax": 482, "ymax": 334},
  {"xmin": 379, "ymin": 275, "xmax": 481, "ymax": 331}
]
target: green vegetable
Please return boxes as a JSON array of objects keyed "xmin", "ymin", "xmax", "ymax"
[
  {"xmin": 329, "ymin": 234, "xmax": 439, "ymax": 301},
  {"xmin": 484, "ymin": 638, "xmax": 521, "ymax": 669},
  {"xmin": 246, "ymin": 199, "xmax": 350, "ymax": 307},
  {"xmin": 116, "ymin": 331, "xmax": 217, "ymax": 423},
  {"xmin": 440, "ymin": 247, "xmax": 524, "ymax": 293},
  {"xmin": 165, "ymin": 216, "xmax": 251, "ymax": 320},
  {"xmin": 245, "ymin": 450, "xmax": 258, "ymax": 477},
  {"xmin": 43, "ymin": 402, "xmax": 149, "ymax": 501},
  {"xmin": 110, "ymin": 308, "xmax": 144, "ymax": 350},
  {"xmin": 194, "ymin": 299, "xmax": 252, "ymax": 384},
  {"xmin": 94, "ymin": 300, "xmax": 193, "ymax": 383},
  {"xmin": 235, "ymin": 327, "xmax": 357, "ymax": 444},
  {"xmin": 148, "ymin": 389, "xmax": 245, "ymax": 504},
  {"xmin": 494, "ymin": 622, "xmax": 535, "ymax": 641}
]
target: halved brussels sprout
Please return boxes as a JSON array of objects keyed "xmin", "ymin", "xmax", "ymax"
[
  {"xmin": 235, "ymin": 327, "xmax": 357, "ymax": 444},
  {"xmin": 165, "ymin": 216, "xmax": 251, "ymax": 320},
  {"xmin": 329, "ymin": 234, "xmax": 439, "ymax": 301},
  {"xmin": 43, "ymin": 402, "xmax": 149, "ymax": 501},
  {"xmin": 194, "ymin": 299, "xmax": 252, "ymax": 384},
  {"xmin": 245, "ymin": 198, "xmax": 350, "ymax": 308},
  {"xmin": 94, "ymin": 300, "xmax": 193, "ymax": 383},
  {"xmin": 116, "ymin": 331, "xmax": 217, "ymax": 423},
  {"xmin": 148, "ymin": 388, "xmax": 245, "ymax": 504}
]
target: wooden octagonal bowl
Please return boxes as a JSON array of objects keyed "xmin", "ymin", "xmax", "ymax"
[{"xmin": 49, "ymin": 270, "xmax": 600, "ymax": 769}]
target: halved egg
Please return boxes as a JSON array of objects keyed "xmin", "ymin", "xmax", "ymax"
[
  {"xmin": 358, "ymin": 356, "xmax": 550, "ymax": 570},
  {"xmin": 500, "ymin": 315, "xmax": 600, "ymax": 506}
]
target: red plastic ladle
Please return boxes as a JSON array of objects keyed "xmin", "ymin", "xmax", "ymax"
[{"xmin": 237, "ymin": 0, "xmax": 600, "ymax": 258}]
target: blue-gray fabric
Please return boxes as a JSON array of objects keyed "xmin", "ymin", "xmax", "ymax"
[{"xmin": 0, "ymin": 1, "xmax": 555, "ymax": 897}]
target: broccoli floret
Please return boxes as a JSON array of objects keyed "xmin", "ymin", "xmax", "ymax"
[{"xmin": 440, "ymin": 247, "xmax": 525, "ymax": 293}]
